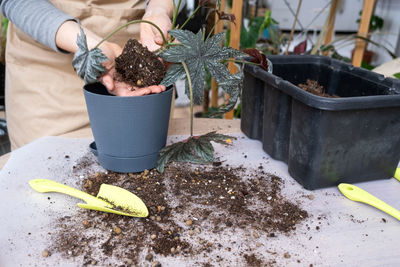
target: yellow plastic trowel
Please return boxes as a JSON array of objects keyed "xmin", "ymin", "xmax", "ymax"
[
  {"xmin": 338, "ymin": 183, "xmax": 400, "ymax": 221},
  {"xmin": 29, "ymin": 179, "xmax": 148, "ymax": 217},
  {"xmin": 394, "ymin": 168, "xmax": 400, "ymax": 182}
]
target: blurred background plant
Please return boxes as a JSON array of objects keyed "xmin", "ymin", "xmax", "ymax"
[
  {"xmin": 0, "ymin": 15, "xmax": 8, "ymax": 64},
  {"xmin": 0, "ymin": 15, "xmax": 8, "ymax": 108}
]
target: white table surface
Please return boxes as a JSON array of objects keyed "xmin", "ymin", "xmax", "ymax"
[{"xmin": 1, "ymin": 135, "xmax": 399, "ymax": 267}]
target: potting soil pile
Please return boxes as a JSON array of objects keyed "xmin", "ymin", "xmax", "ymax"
[{"xmin": 1, "ymin": 135, "xmax": 399, "ymax": 266}]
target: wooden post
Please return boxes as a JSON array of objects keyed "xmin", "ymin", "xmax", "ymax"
[
  {"xmin": 210, "ymin": 0, "xmax": 226, "ymax": 108},
  {"xmin": 224, "ymin": 0, "xmax": 243, "ymax": 119},
  {"xmin": 352, "ymin": 0, "xmax": 376, "ymax": 67},
  {"xmin": 323, "ymin": 0, "xmax": 339, "ymax": 47}
]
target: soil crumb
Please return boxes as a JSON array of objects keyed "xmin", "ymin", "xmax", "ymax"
[
  {"xmin": 115, "ymin": 38, "xmax": 165, "ymax": 88},
  {"xmin": 50, "ymin": 160, "xmax": 309, "ymax": 266},
  {"xmin": 298, "ymin": 79, "xmax": 339, "ymax": 98}
]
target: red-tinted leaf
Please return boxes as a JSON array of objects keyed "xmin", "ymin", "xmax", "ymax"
[
  {"xmin": 243, "ymin": 48, "xmax": 269, "ymax": 72},
  {"xmin": 293, "ymin": 40, "xmax": 307, "ymax": 54},
  {"xmin": 216, "ymin": 11, "xmax": 236, "ymax": 25}
]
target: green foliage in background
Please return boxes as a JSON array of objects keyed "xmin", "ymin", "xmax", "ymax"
[{"xmin": 240, "ymin": 11, "xmax": 277, "ymax": 49}]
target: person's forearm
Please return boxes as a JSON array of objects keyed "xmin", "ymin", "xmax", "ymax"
[
  {"xmin": 0, "ymin": 0, "xmax": 74, "ymax": 52},
  {"xmin": 55, "ymin": 20, "xmax": 103, "ymax": 53},
  {"xmin": 145, "ymin": 0, "xmax": 174, "ymax": 18}
]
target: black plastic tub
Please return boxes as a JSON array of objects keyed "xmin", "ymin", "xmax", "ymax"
[{"xmin": 241, "ymin": 55, "xmax": 400, "ymax": 190}]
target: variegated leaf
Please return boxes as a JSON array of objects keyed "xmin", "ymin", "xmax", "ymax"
[
  {"xmin": 161, "ymin": 63, "xmax": 185, "ymax": 87},
  {"xmin": 72, "ymin": 25, "xmax": 108, "ymax": 84},
  {"xmin": 159, "ymin": 29, "xmax": 244, "ymax": 109},
  {"xmin": 156, "ymin": 132, "xmax": 236, "ymax": 173},
  {"xmin": 159, "ymin": 45, "xmax": 190, "ymax": 63}
]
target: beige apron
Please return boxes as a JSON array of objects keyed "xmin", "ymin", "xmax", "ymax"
[{"xmin": 5, "ymin": 0, "xmax": 145, "ymax": 150}]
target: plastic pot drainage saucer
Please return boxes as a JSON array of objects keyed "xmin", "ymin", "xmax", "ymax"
[{"xmin": 89, "ymin": 142, "xmax": 159, "ymax": 173}]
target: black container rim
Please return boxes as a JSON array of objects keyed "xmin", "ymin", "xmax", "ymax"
[{"xmin": 245, "ymin": 55, "xmax": 400, "ymax": 111}]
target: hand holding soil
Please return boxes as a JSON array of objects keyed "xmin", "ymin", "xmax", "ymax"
[{"xmin": 98, "ymin": 41, "xmax": 166, "ymax": 96}]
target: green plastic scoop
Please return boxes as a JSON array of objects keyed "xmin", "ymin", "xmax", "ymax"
[
  {"xmin": 338, "ymin": 183, "xmax": 400, "ymax": 221},
  {"xmin": 29, "ymin": 179, "xmax": 148, "ymax": 217}
]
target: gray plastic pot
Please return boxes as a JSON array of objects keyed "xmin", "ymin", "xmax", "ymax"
[{"xmin": 83, "ymin": 83, "xmax": 173, "ymax": 173}]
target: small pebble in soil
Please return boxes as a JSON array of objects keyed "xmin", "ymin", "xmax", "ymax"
[
  {"xmin": 188, "ymin": 230, "xmax": 194, "ymax": 236},
  {"xmin": 186, "ymin": 220, "xmax": 193, "ymax": 226},
  {"xmin": 151, "ymin": 234, "xmax": 157, "ymax": 240},
  {"xmin": 152, "ymin": 261, "xmax": 161, "ymax": 267},
  {"xmin": 114, "ymin": 227, "xmax": 122, "ymax": 235},
  {"xmin": 42, "ymin": 250, "xmax": 50, "ymax": 257},
  {"xmin": 284, "ymin": 252, "xmax": 291, "ymax": 259},
  {"xmin": 195, "ymin": 228, "xmax": 201, "ymax": 234},
  {"xmin": 308, "ymin": 194, "xmax": 315, "ymax": 200},
  {"xmin": 156, "ymin": 216, "xmax": 162, "ymax": 222},
  {"xmin": 82, "ymin": 220, "xmax": 90, "ymax": 228},
  {"xmin": 145, "ymin": 254, "xmax": 153, "ymax": 261},
  {"xmin": 253, "ymin": 231, "xmax": 260, "ymax": 238}
]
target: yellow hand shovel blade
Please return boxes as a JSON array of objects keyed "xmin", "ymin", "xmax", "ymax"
[
  {"xmin": 338, "ymin": 183, "xmax": 400, "ymax": 221},
  {"xmin": 29, "ymin": 179, "xmax": 148, "ymax": 218},
  {"xmin": 79, "ymin": 184, "xmax": 148, "ymax": 217},
  {"xmin": 394, "ymin": 168, "xmax": 400, "ymax": 182}
]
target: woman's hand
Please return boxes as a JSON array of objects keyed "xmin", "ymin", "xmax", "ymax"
[
  {"xmin": 140, "ymin": 1, "xmax": 173, "ymax": 51},
  {"xmin": 98, "ymin": 41, "xmax": 166, "ymax": 96},
  {"xmin": 56, "ymin": 20, "xmax": 166, "ymax": 96}
]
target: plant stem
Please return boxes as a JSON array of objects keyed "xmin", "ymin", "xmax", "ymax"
[
  {"xmin": 206, "ymin": 19, "xmax": 221, "ymax": 40},
  {"xmin": 181, "ymin": 61, "xmax": 194, "ymax": 137},
  {"xmin": 95, "ymin": 20, "xmax": 167, "ymax": 49},
  {"xmin": 179, "ymin": 5, "xmax": 202, "ymax": 30},
  {"xmin": 171, "ymin": 0, "xmax": 183, "ymax": 30}
]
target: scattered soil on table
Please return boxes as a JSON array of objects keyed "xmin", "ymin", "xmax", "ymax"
[
  {"xmin": 49, "ymin": 159, "xmax": 309, "ymax": 266},
  {"xmin": 298, "ymin": 79, "xmax": 339, "ymax": 98},
  {"xmin": 115, "ymin": 38, "xmax": 166, "ymax": 88}
]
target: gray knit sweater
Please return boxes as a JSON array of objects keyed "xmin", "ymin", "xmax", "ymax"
[{"xmin": 0, "ymin": 0, "xmax": 184, "ymax": 52}]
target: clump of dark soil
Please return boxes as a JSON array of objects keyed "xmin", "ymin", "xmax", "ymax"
[
  {"xmin": 49, "ymin": 160, "xmax": 309, "ymax": 266},
  {"xmin": 298, "ymin": 79, "xmax": 339, "ymax": 98},
  {"xmin": 115, "ymin": 38, "xmax": 166, "ymax": 88}
]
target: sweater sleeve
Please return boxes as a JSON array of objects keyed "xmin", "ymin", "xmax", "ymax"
[
  {"xmin": 0, "ymin": 0, "xmax": 185, "ymax": 52},
  {"xmin": 0, "ymin": 0, "xmax": 74, "ymax": 52}
]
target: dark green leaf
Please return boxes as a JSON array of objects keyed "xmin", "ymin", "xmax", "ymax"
[
  {"xmin": 72, "ymin": 25, "xmax": 108, "ymax": 84},
  {"xmin": 168, "ymin": 29, "xmax": 202, "ymax": 51},
  {"xmin": 156, "ymin": 132, "xmax": 236, "ymax": 173},
  {"xmin": 159, "ymin": 45, "xmax": 190, "ymax": 63},
  {"xmin": 185, "ymin": 58, "xmax": 206, "ymax": 104},
  {"xmin": 193, "ymin": 139, "xmax": 215, "ymax": 162},
  {"xmin": 159, "ymin": 29, "xmax": 244, "ymax": 110},
  {"xmin": 208, "ymin": 72, "xmax": 243, "ymax": 117},
  {"xmin": 161, "ymin": 64, "xmax": 185, "ymax": 87}
]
